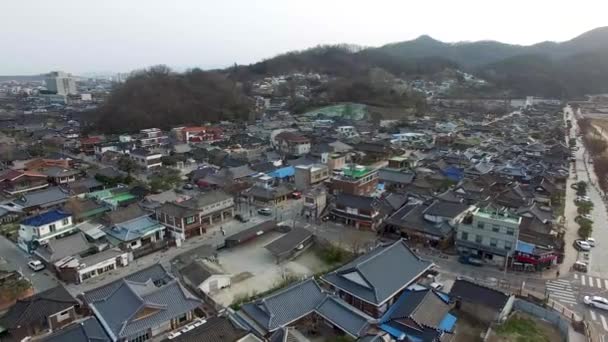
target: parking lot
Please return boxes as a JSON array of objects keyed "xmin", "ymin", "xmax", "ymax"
[{"xmin": 204, "ymin": 231, "xmax": 329, "ymax": 306}]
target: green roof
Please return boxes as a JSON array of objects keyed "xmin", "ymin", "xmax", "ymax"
[{"xmin": 342, "ymin": 165, "xmax": 374, "ymax": 179}]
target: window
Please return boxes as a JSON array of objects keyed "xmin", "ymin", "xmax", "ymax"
[
  {"xmin": 56, "ymin": 309, "xmax": 72, "ymax": 322},
  {"xmin": 178, "ymin": 313, "xmax": 188, "ymax": 323},
  {"xmin": 490, "ymin": 238, "xmax": 498, "ymax": 247},
  {"xmin": 505, "ymin": 241, "xmax": 513, "ymax": 250},
  {"xmin": 460, "ymin": 231, "xmax": 468, "ymax": 241},
  {"xmin": 475, "ymin": 235, "xmax": 483, "ymax": 244},
  {"xmin": 129, "ymin": 331, "xmax": 151, "ymax": 342},
  {"xmin": 492, "ymin": 225, "xmax": 500, "ymax": 233},
  {"xmin": 185, "ymin": 216, "xmax": 195, "ymax": 224},
  {"xmin": 506, "ymin": 228, "xmax": 515, "ymax": 236},
  {"xmin": 477, "ymin": 222, "xmax": 484, "ymax": 229},
  {"xmin": 62, "ymin": 218, "xmax": 69, "ymax": 226},
  {"xmin": 49, "ymin": 224, "xmax": 56, "ymax": 232}
]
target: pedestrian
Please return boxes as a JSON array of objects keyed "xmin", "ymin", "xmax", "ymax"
[
  {"xmin": 220, "ymin": 226, "xmax": 225, "ymax": 236},
  {"xmin": 556, "ymin": 270, "xmax": 560, "ymax": 278}
]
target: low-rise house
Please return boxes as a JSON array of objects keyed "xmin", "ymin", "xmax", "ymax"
[
  {"xmin": 11, "ymin": 187, "xmax": 70, "ymax": 213},
  {"xmin": 301, "ymin": 187, "xmax": 327, "ymax": 219},
  {"xmin": 54, "ymin": 248, "xmax": 130, "ymax": 284},
  {"xmin": 87, "ymin": 187, "xmax": 138, "ymax": 209},
  {"xmin": 104, "ymin": 214, "xmax": 166, "ymax": 252},
  {"xmin": 330, "ymin": 193, "xmax": 384, "ymax": 231},
  {"xmin": 239, "ymin": 278, "xmax": 372, "ymax": 339},
  {"xmin": 129, "ymin": 148, "xmax": 163, "ymax": 169},
  {"xmin": 83, "ymin": 264, "xmax": 202, "ymax": 342},
  {"xmin": 18, "ymin": 210, "xmax": 75, "ymax": 252},
  {"xmin": 0, "ymin": 285, "xmax": 79, "ymax": 341},
  {"xmin": 379, "ymin": 286, "xmax": 457, "ymax": 341},
  {"xmin": 40, "ymin": 316, "xmax": 111, "ymax": 342},
  {"xmin": 162, "ymin": 314, "xmax": 260, "ymax": 342},
  {"xmin": 245, "ymin": 183, "xmax": 294, "ymax": 206},
  {"xmin": 384, "ymin": 200, "xmax": 470, "ymax": 248},
  {"xmin": 62, "ymin": 198, "xmax": 110, "ymax": 222},
  {"xmin": 180, "ymin": 261, "xmax": 231, "ymax": 296},
  {"xmin": 275, "ymin": 131, "xmax": 311, "ymax": 156},
  {"xmin": 65, "ymin": 177, "xmax": 105, "ymax": 196},
  {"xmin": 449, "ymin": 279, "xmax": 514, "ymax": 324},
  {"xmin": 378, "ymin": 168, "xmax": 415, "ymax": 191},
  {"xmin": 41, "ymin": 166, "xmax": 79, "ymax": 184},
  {"xmin": 156, "ymin": 190, "xmax": 234, "ymax": 240},
  {"xmin": 0, "ymin": 169, "xmax": 49, "ymax": 195},
  {"xmin": 34, "ymin": 231, "xmax": 92, "ymax": 264},
  {"xmin": 321, "ymin": 240, "xmax": 433, "ymax": 318}
]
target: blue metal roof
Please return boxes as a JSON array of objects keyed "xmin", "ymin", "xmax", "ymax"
[
  {"xmin": 21, "ymin": 210, "xmax": 70, "ymax": 227},
  {"xmin": 516, "ymin": 240, "xmax": 535, "ymax": 254},
  {"xmin": 438, "ymin": 313, "xmax": 457, "ymax": 332},
  {"xmin": 269, "ymin": 166, "xmax": 294, "ymax": 179}
]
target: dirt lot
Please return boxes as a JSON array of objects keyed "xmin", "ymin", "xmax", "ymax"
[{"xmin": 204, "ymin": 231, "xmax": 330, "ymax": 306}]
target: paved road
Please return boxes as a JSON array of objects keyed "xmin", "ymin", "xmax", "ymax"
[{"xmin": 0, "ymin": 235, "xmax": 58, "ymax": 292}]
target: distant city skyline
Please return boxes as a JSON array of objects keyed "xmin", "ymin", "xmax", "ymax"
[{"xmin": 1, "ymin": 0, "xmax": 606, "ymax": 75}]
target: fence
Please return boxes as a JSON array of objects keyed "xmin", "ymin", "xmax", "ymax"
[{"xmin": 513, "ymin": 299, "xmax": 570, "ymax": 339}]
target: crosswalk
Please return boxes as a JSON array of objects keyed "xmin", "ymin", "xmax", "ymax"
[
  {"xmin": 546, "ymin": 279, "xmax": 577, "ymax": 305},
  {"xmin": 588, "ymin": 309, "xmax": 608, "ymax": 331},
  {"xmin": 574, "ymin": 274, "xmax": 608, "ymax": 289}
]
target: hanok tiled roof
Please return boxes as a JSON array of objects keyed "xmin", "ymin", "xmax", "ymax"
[
  {"xmin": 105, "ymin": 215, "xmax": 164, "ymax": 242},
  {"xmin": 41, "ymin": 316, "xmax": 110, "ymax": 342},
  {"xmin": 315, "ymin": 296, "xmax": 371, "ymax": 338},
  {"xmin": 180, "ymin": 190, "xmax": 232, "ymax": 210},
  {"xmin": 35, "ymin": 232, "xmax": 91, "ymax": 263},
  {"xmin": 163, "ymin": 316, "xmax": 250, "ymax": 342},
  {"xmin": 14, "ymin": 187, "xmax": 70, "ymax": 209},
  {"xmin": 322, "ymin": 240, "xmax": 433, "ymax": 305},
  {"xmin": 335, "ymin": 193, "xmax": 376, "ymax": 210},
  {"xmin": 84, "ymin": 266, "xmax": 201, "ymax": 341}
]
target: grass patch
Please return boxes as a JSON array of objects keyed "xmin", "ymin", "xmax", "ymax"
[
  {"xmin": 495, "ymin": 314, "xmax": 551, "ymax": 342},
  {"xmin": 315, "ymin": 244, "xmax": 352, "ymax": 266}
]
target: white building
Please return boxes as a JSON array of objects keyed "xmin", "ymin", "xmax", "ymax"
[
  {"xmin": 45, "ymin": 71, "xmax": 77, "ymax": 95},
  {"xmin": 18, "ymin": 210, "xmax": 75, "ymax": 252},
  {"xmin": 336, "ymin": 126, "xmax": 358, "ymax": 138},
  {"xmin": 130, "ymin": 148, "xmax": 163, "ymax": 169}
]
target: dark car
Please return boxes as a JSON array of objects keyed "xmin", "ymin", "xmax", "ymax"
[
  {"xmin": 234, "ymin": 214, "xmax": 249, "ymax": 223},
  {"xmin": 258, "ymin": 208, "xmax": 272, "ymax": 216},
  {"xmin": 458, "ymin": 255, "xmax": 483, "ymax": 267}
]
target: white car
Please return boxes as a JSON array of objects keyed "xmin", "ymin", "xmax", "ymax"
[
  {"xmin": 575, "ymin": 240, "xmax": 592, "ymax": 251},
  {"xmin": 584, "ymin": 296, "xmax": 608, "ymax": 311},
  {"xmin": 430, "ymin": 282, "xmax": 444, "ymax": 291},
  {"xmin": 27, "ymin": 260, "xmax": 45, "ymax": 272},
  {"xmin": 577, "ymin": 196, "xmax": 591, "ymax": 202},
  {"xmin": 586, "ymin": 238, "xmax": 596, "ymax": 247}
]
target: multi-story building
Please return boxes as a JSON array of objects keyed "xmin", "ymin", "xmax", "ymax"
[
  {"xmin": 302, "ymin": 187, "xmax": 327, "ymax": 219},
  {"xmin": 456, "ymin": 206, "xmax": 522, "ymax": 266},
  {"xmin": 138, "ymin": 128, "xmax": 168, "ymax": 148},
  {"xmin": 294, "ymin": 164, "xmax": 329, "ymax": 190},
  {"xmin": 275, "ymin": 131, "xmax": 310, "ymax": 156},
  {"xmin": 325, "ymin": 153, "xmax": 346, "ymax": 172},
  {"xmin": 331, "ymin": 164, "xmax": 378, "ymax": 196},
  {"xmin": 172, "ymin": 126, "xmax": 222, "ymax": 143},
  {"xmin": 130, "ymin": 148, "xmax": 162, "ymax": 169},
  {"xmin": 330, "ymin": 193, "xmax": 383, "ymax": 230},
  {"xmin": 156, "ymin": 190, "xmax": 234, "ymax": 240},
  {"xmin": 45, "ymin": 71, "xmax": 77, "ymax": 95},
  {"xmin": 18, "ymin": 210, "xmax": 75, "ymax": 252}
]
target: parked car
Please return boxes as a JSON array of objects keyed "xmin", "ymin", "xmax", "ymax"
[
  {"xmin": 182, "ymin": 183, "xmax": 194, "ymax": 190},
  {"xmin": 458, "ymin": 255, "xmax": 483, "ymax": 267},
  {"xmin": 574, "ymin": 240, "xmax": 592, "ymax": 251},
  {"xmin": 258, "ymin": 208, "xmax": 272, "ymax": 216},
  {"xmin": 584, "ymin": 296, "xmax": 608, "ymax": 311},
  {"xmin": 234, "ymin": 214, "xmax": 249, "ymax": 223},
  {"xmin": 573, "ymin": 261, "xmax": 588, "ymax": 273},
  {"xmin": 291, "ymin": 191, "xmax": 302, "ymax": 199},
  {"xmin": 430, "ymin": 282, "xmax": 444, "ymax": 291},
  {"xmin": 586, "ymin": 237, "xmax": 596, "ymax": 247},
  {"xmin": 576, "ymin": 196, "xmax": 591, "ymax": 203},
  {"xmin": 27, "ymin": 260, "xmax": 45, "ymax": 272}
]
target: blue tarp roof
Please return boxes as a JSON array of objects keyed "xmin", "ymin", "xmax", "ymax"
[
  {"xmin": 438, "ymin": 313, "xmax": 457, "ymax": 332},
  {"xmin": 379, "ymin": 324, "xmax": 406, "ymax": 340},
  {"xmin": 516, "ymin": 240, "xmax": 535, "ymax": 254},
  {"xmin": 269, "ymin": 166, "xmax": 294, "ymax": 179},
  {"xmin": 21, "ymin": 210, "xmax": 70, "ymax": 227}
]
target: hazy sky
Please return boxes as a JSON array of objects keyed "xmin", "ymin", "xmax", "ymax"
[{"xmin": 2, "ymin": 0, "xmax": 606, "ymax": 75}]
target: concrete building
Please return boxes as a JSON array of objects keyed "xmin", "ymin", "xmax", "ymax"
[
  {"xmin": 302, "ymin": 187, "xmax": 327, "ymax": 218},
  {"xmin": 275, "ymin": 131, "xmax": 310, "ymax": 156},
  {"xmin": 294, "ymin": 164, "xmax": 329, "ymax": 190},
  {"xmin": 130, "ymin": 148, "xmax": 162, "ymax": 169},
  {"xmin": 18, "ymin": 210, "xmax": 75, "ymax": 252},
  {"xmin": 456, "ymin": 206, "xmax": 522, "ymax": 266},
  {"xmin": 331, "ymin": 164, "xmax": 378, "ymax": 196},
  {"xmin": 45, "ymin": 71, "xmax": 77, "ymax": 95}
]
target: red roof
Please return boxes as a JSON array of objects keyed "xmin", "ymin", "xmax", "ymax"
[
  {"xmin": 0, "ymin": 169, "xmax": 46, "ymax": 182},
  {"xmin": 80, "ymin": 137, "xmax": 103, "ymax": 144}
]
